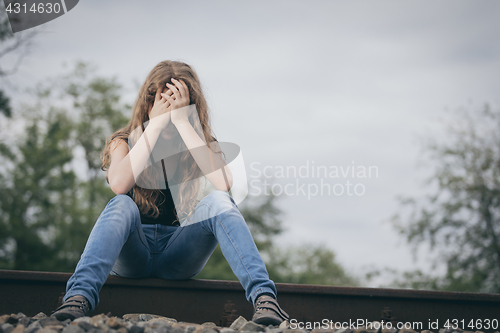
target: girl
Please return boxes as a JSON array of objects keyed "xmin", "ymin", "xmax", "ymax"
[{"xmin": 50, "ymin": 60, "xmax": 289, "ymax": 326}]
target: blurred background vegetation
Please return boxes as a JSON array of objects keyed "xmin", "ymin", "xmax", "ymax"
[
  {"xmin": 0, "ymin": 60, "xmax": 358, "ymax": 286},
  {"xmin": 1, "ymin": 9, "xmax": 499, "ymax": 292},
  {"xmin": 0, "ymin": 11, "xmax": 359, "ymax": 286}
]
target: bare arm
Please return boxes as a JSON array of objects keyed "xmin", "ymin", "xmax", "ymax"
[
  {"xmin": 107, "ymin": 87, "xmax": 174, "ymax": 195},
  {"xmin": 107, "ymin": 120, "xmax": 165, "ymax": 195},
  {"xmin": 175, "ymin": 121, "xmax": 233, "ymax": 191},
  {"xmin": 164, "ymin": 78, "xmax": 233, "ymax": 192}
]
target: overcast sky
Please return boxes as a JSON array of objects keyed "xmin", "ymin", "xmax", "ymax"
[{"xmin": 2, "ymin": 0, "xmax": 500, "ymax": 286}]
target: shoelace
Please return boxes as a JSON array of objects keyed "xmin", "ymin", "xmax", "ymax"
[
  {"xmin": 51, "ymin": 298, "xmax": 89, "ymax": 314},
  {"xmin": 255, "ymin": 297, "xmax": 289, "ymax": 321}
]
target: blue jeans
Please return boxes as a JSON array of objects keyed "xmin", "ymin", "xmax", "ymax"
[{"xmin": 63, "ymin": 190, "xmax": 277, "ymax": 313}]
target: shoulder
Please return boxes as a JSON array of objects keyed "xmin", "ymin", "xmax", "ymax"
[{"xmin": 109, "ymin": 137, "xmax": 129, "ymax": 151}]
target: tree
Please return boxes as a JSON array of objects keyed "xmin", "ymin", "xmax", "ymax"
[
  {"xmin": 0, "ymin": 59, "xmax": 357, "ymax": 287},
  {"xmin": 390, "ymin": 103, "xmax": 500, "ymax": 293},
  {"xmin": 0, "ymin": 5, "xmax": 38, "ymax": 77},
  {"xmin": 266, "ymin": 244, "xmax": 359, "ymax": 286},
  {"xmin": 1, "ymin": 4, "xmax": 39, "ymax": 117},
  {"xmin": 0, "ymin": 61, "xmax": 130, "ymax": 271},
  {"xmin": 0, "ymin": 109, "xmax": 76, "ymax": 270}
]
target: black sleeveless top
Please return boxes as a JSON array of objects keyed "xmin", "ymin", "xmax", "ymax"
[
  {"xmin": 126, "ymin": 187, "xmax": 179, "ymax": 227},
  {"xmin": 122, "ymin": 135, "xmax": 218, "ymax": 227},
  {"xmin": 123, "ymin": 136, "xmax": 179, "ymax": 227}
]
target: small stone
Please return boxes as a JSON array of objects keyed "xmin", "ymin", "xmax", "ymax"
[
  {"xmin": 105, "ymin": 318, "xmax": 125, "ymax": 329},
  {"xmin": 19, "ymin": 318, "xmax": 32, "ymax": 327},
  {"xmin": 76, "ymin": 321, "xmax": 96, "ymax": 332},
  {"xmin": 184, "ymin": 325, "xmax": 198, "ymax": 333},
  {"xmin": 36, "ymin": 329, "xmax": 59, "ymax": 333},
  {"xmin": 170, "ymin": 326, "xmax": 186, "ymax": 333},
  {"xmin": 202, "ymin": 323, "xmax": 217, "ymax": 328},
  {"xmin": 279, "ymin": 321, "xmax": 289, "ymax": 329},
  {"xmin": 381, "ymin": 328, "xmax": 397, "ymax": 333},
  {"xmin": 45, "ymin": 326, "xmax": 64, "ymax": 333},
  {"xmin": 239, "ymin": 322, "xmax": 266, "ymax": 332},
  {"xmin": 39, "ymin": 318, "xmax": 63, "ymax": 328},
  {"xmin": 17, "ymin": 314, "xmax": 28, "ymax": 319},
  {"xmin": 128, "ymin": 325, "xmax": 145, "ymax": 333},
  {"xmin": 201, "ymin": 329, "xmax": 218, "ymax": 333},
  {"xmin": 2, "ymin": 323, "xmax": 16, "ymax": 333},
  {"xmin": 27, "ymin": 323, "xmax": 40, "ymax": 328},
  {"xmin": 86, "ymin": 328, "xmax": 105, "ymax": 333},
  {"xmin": 266, "ymin": 328, "xmax": 284, "ymax": 333},
  {"xmin": 0, "ymin": 315, "xmax": 11, "ymax": 324},
  {"xmin": 11, "ymin": 324, "xmax": 26, "ymax": 333},
  {"xmin": 61, "ymin": 326, "xmax": 85, "ymax": 333},
  {"xmin": 72, "ymin": 318, "xmax": 91, "ymax": 325},
  {"xmin": 138, "ymin": 315, "xmax": 157, "ymax": 322},
  {"xmin": 229, "ymin": 317, "xmax": 247, "ymax": 331},
  {"xmin": 149, "ymin": 318, "xmax": 177, "ymax": 325},
  {"xmin": 26, "ymin": 321, "xmax": 43, "ymax": 333},
  {"xmin": 90, "ymin": 315, "xmax": 109, "ymax": 326},
  {"xmin": 31, "ymin": 314, "xmax": 48, "ymax": 321},
  {"xmin": 116, "ymin": 328, "xmax": 128, "ymax": 333},
  {"xmin": 354, "ymin": 329, "xmax": 378, "ymax": 333},
  {"xmin": 220, "ymin": 329, "xmax": 237, "ymax": 333},
  {"xmin": 122, "ymin": 314, "xmax": 139, "ymax": 322}
]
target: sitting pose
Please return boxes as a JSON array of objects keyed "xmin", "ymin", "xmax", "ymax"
[{"xmin": 50, "ymin": 60, "xmax": 289, "ymax": 326}]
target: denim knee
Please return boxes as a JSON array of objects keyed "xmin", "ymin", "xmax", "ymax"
[
  {"xmin": 200, "ymin": 190, "xmax": 236, "ymax": 215},
  {"xmin": 103, "ymin": 194, "xmax": 141, "ymax": 232},
  {"xmin": 181, "ymin": 190, "xmax": 237, "ymax": 227}
]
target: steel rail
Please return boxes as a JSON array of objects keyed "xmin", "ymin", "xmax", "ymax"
[{"xmin": 1, "ymin": 269, "xmax": 500, "ymax": 331}]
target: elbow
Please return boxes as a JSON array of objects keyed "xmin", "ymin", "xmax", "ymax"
[
  {"xmin": 217, "ymin": 168, "xmax": 233, "ymax": 192},
  {"xmin": 226, "ymin": 176, "xmax": 234, "ymax": 191},
  {"xmin": 109, "ymin": 179, "xmax": 130, "ymax": 195}
]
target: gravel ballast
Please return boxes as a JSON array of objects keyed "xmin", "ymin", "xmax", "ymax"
[{"xmin": 0, "ymin": 312, "xmax": 497, "ymax": 333}]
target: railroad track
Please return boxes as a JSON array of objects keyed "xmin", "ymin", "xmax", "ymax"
[{"xmin": 1, "ymin": 269, "xmax": 500, "ymax": 332}]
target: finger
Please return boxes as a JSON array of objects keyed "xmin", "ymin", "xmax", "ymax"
[
  {"xmin": 179, "ymin": 79, "xmax": 189, "ymax": 96},
  {"xmin": 155, "ymin": 86, "xmax": 163, "ymax": 103},
  {"xmin": 165, "ymin": 88, "xmax": 175, "ymax": 98},
  {"xmin": 161, "ymin": 93, "xmax": 174, "ymax": 102},
  {"xmin": 166, "ymin": 82, "xmax": 181, "ymax": 100},
  {"xmin": 171, "ymin": 78, "xmax": 185, "ymax": 99}
]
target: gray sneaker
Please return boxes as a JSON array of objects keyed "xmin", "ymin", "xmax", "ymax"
[
  {"xmin": 251, "ymin": 295, "xmax": 289, "ymax": 326},
  {"xmin": 50, "ymin": 295, "xmax": 91, "ymax": 321}
]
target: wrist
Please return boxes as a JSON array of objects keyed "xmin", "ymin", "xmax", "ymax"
[
  {"xmin": 172, "ymin": 119, "xmax": 191, "ymax": 128},
  {"xmin": 148, "ymin": 115, "xmax": 169, "ymax": 131}
]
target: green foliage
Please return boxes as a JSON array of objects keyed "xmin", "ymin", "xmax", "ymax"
[
  {"xmin": 266, "ymin": 244, "xmax": 359, "ymax": 286},
  {"xmin": 390, "ymin": 104, "xmax": 500, "ymax": 293},
  {"xmin": 0, "ymin": 59, "xmax": 356, "ymax": 287},
  {"xmin": 0, "ymin": 61, "xmax": 130, "ymax": 272},
  {"xmin": 0, "ymin": 90, "xmax": 11, "ymax": 117},
  {"xmin": 0, "ymin": 6, "xmax": 13, "ymax": 42}
]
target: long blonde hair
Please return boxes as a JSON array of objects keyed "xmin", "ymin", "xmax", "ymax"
[{"xmin": 101, "ymin": 60, "xmax": 217, "ymax": 223}]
